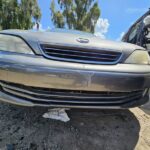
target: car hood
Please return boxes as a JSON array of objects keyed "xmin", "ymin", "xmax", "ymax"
[{"xmin": 0, "ymin": 30, "xmax": 145, "ymax": 55}]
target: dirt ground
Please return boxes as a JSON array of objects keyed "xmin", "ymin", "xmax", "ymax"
[{"xmin": 0, "ymin": 102, "xmax": 149, "ymax": 150}]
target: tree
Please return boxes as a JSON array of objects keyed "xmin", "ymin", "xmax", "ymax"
[
  {"xmin": 50, "ymin": 0, "xmax": 100, "ymax": 33},
  {"xmin": 0, "ymin": 0, "xmax": 41, "ymax": 30},
  {"xmin": 19, "ymin": 0, "xmax": 41, "ymax": 29}
]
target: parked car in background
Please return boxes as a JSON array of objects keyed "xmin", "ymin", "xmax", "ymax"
[
  {"xmin": 122, "ymin": 9, "xmax": 150, "ymax": 53},
  {"xmin": 122, "ymin": 9, "xmax": 150, "ymax": 112},
  {"xmin": 0, "ymin": 29, "xmax": 150, "ymax": 109}
]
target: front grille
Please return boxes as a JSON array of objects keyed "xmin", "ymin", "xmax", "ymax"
[
  {"xmin": 0, "ymin": 81, "xmax": 144, "ymax": 107},
  {"xmin": 40, "ymin": 44, "xmax": 122, "ymax": 65}
]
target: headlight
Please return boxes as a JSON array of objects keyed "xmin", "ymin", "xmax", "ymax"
[
  {"xmin": 0, "ymin": 34, "xmax": 34, "ymax": 54},
  {"xmin": 125, "ymin": 50, "xmax": 150, "ymax": 64}
]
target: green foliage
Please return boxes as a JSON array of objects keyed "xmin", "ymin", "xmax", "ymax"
[
  {"xmin": 0, "ymin": 0, "xmax": 41, "ymax": 30},
  {"xmin": 50, "ymin": 0, "xmax": 100, "ymax": 33}
]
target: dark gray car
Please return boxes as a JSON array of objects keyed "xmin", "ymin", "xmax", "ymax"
[
  {"xmin": 0, "ymin": 29, "xmax": 150, "ymax": 108},
  {"xmin": 122, "ymin": 9, "xmax": 150, "ymax": 112},
  {"xmin": 122, "ymin": 9, "xmax": 150, "ymax": 53}
]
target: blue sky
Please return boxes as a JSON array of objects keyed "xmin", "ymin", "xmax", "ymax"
[{"xmin": 37, "ymin": 0, "xmax": 150, "ymax": 40}]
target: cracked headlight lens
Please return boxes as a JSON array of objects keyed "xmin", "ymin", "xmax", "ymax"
[
  {"xmin": 0, "ymin": 34, "xmax": 34, "ymax": 54},
  {"xmin": 125, "ymin": 50, "xmax": 150, "ymax": 64}
]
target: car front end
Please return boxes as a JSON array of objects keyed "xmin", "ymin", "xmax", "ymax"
[{"xmin": 0, "ymin": 29, "xmax": 150, "ymax": 109}]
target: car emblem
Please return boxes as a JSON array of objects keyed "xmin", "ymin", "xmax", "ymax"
[{"xmin": 77, "ymin": 38, "xmax": 89, "ymax": 43}]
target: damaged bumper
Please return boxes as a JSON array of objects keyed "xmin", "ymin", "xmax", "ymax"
[{"xmin": 0, "ymin": 53, "xmax": 150, "ymax": 108}]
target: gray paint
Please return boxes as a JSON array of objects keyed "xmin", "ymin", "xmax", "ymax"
[
  {"xmin": 0, "ymin": 29, "xmax": 149, "ymax": 108},
  {"xmin": 0, "ymin": 29, "xmax": 145, "ymax": 55}
]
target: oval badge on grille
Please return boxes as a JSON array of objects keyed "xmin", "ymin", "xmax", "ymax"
[{"xmin": 77, "ymin": 38, "xmax": 89, "ymax": 43}]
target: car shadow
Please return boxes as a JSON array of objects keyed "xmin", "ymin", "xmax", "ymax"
[
  {"xmin": 140, "ymin": 100, "xmax": 150, "ymax": 115},
  {"xmin": 140, "ymin": 94, "xmax": 150, "ymax": 115},
  {"xmin": 0, "ymin": 103, "xmax": 140, "ymax": 150}
]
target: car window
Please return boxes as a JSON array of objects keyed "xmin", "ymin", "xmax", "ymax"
[
  {"xmin": 127, "ymin": 22, "xmax": 141, "ymax": 44},
  {"xmin": 143, "ymin": 15, "xmax": 150, "ymax": 50}
]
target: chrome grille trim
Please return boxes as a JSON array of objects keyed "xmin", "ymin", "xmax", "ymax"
[{"xmin": 40, "ymin": 44, "xmax": 122, "ymax": 65}]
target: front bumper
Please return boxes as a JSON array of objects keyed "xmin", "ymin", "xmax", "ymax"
[{"xmin": 0, "ymin": 52, "xmax": 150, "ymax": 108}]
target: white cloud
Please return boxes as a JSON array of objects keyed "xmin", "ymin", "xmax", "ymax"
[
  {"xmin": 116, "ymin": 32, "xmax": 125, "ymax": 41},
  {"xmin": 94, "ymin": 18, "xmax": 110, "ymax": 39}
]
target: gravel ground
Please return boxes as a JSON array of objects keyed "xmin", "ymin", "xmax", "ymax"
[{"xmin": 0, "ymin": 102, "xmax": 149, "ymax": 150}]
